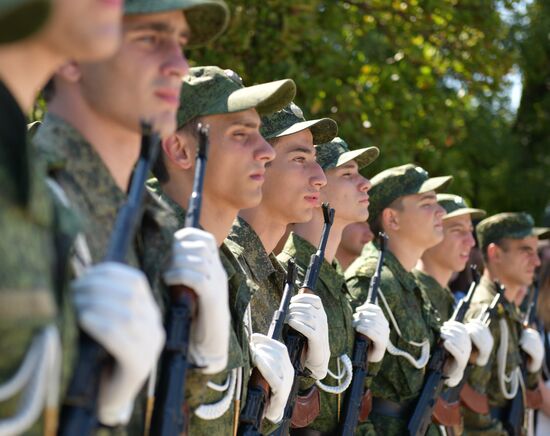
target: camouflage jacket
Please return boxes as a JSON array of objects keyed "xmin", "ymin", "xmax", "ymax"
[
  {"xmin": 0, "ymin": 81, "xmax": 63, "ymax": 434},
  {"xmin": 278, "ymin": 232, "xmax": 358, "ymax": 433},
  {"xmin": 346, "ymin": 242, "xmax": 441, "ymax": 435},
  {"xmin": 462, "ymin": 276, "xmax": 539, "ymax": 435},
  {"xmin": 148, "ymin": 178, "xmax": 252, "ymax": 435},
  {"xmin": 414, "ymin": 269, "xmax": 455, "ymax": 321},
  {"xmin": 35, "ymin": 114, "xmax": 181, "ymax": 435}
]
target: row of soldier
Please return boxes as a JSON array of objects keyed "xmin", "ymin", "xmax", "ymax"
[{"xmin": 0, "ymin": 0, "xmax": 547, "ymax": 435}]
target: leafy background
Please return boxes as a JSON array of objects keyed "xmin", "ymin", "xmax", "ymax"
[{"xmin": 189, "ymin": 0, "xmax": 550, "ymax": 223}]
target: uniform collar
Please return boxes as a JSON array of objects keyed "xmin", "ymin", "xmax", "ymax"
[
  {"xmin": 281, "ymin": 232, "xmax": 345, "ymax": 298},
  {"xmin": 147, "ymin": 177, "xmax": 187, "ymax": 228},
  {"xmin": 35, "ymin": 113, "xmax": 126, "ymax": 219},
  {"xmin": 478, "ymin": 275, "xmax": 523, "ymax": 322}
]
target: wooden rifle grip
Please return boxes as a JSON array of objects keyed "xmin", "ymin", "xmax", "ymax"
[
  {"xmin": 249, "ymin": 368, "xmax": 270, "ymax": 404},
  {"xmin": 169, "ymin": 285, "xmax": 198, "ymax": 315}
]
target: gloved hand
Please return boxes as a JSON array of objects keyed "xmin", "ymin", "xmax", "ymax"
[
  {"xmin": 286, "ymin": 293, "xmax": 330, "ymax": 380},
  {"xmin": 465, "ymin": 318, "xmax": 494, "ymax": 367},
  {"xmin": 520, "ymin": 328, "xmax": 544, "ymax": 373},
  {"xmin": 353, "ymin": 302, "xmax": 390, "ymax": 363},
  {"xmin": 163, "ymin": 227, "xmax": 230, "ymax": 374},
  {"xmin": 73, "ymin": 262, "xmax": 165, "ymax": 426},
  {"xmin": 250, "ymin": 333, "xmax": 294, "ymax": 424},
  {"xmin": 440, "ymin": 320, "xmax": 471, "ymax": 387}
]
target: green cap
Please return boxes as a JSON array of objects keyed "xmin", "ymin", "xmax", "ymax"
[
  {"xmin": 367, "ymin": 164, "xmax": 452, "ymax": 226},
  {"xmin": 177, "ymin": 66, "xmax": 296, "ymax": 127},
  {"xmin": 315, "ymin": 136, "xmax": 379, "ymax": 171},
  {"xmin": 125, "ymin": 0, "xmax": 229, "ymax": 47},
  {"xmin": 437, "ymin": 193, "xmax": 486, "ymax": 221},
  {"xmin": 260, "ymin": 102, "xmax": 338, "ymax": 144},
  {"xmin": 0, "ymin": 0, "xmax": 50, "ymax": 43},
  {"xmin": 476, "ymin": 212, "xmax": 550, "ymax": 252}
]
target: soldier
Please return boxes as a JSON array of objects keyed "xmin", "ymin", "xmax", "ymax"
[
  {"xmin": 462, "ymin": 212, "xmax": 548, "ymax": 434},
  {"xmin": 277, "ymin": 136, "xmax": 390, "ymax": 434},
  {"xmin": 336, "ymin": 221, "xmax": 374, "ymax": 271},
  {"xmin": 149, "ymin": 66, "xmax": 297, "ymax": 433},
  {"xmin": 226, "ymin": 102, "xmax": 335, "ymax": 429},
  {"xmin": 0, "ymin": 0, "xmax": 125, "ymax": 434},
  {"xmin": 414, "ymin": 194, "xmax": 494, "ymax": 433},
  {"xmin": 345, "ymin": 164, "xmax": 471, "ymax": 435},
  {"xmin": 33, "ymin": 1, "xmax": 231, "ymax": 433}
]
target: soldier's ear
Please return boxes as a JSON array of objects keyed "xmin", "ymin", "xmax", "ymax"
[
  {"xmin": 161, "ymin": 132, "xmax": 193, "ymax": 170},
  {"xmin": 486, "ymin": 242, "xmax": 500, "ymax": 263},
  {"xmin": 55, "ymin": 61, "xmax": 81, "ymax": 83},
  {"xmin": 382, "ymin": 207, "xmax": 400, "ymax": 231}
]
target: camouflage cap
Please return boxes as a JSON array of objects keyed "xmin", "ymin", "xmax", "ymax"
[
  {"xmin": 437, "ymin": 193, "xmax": 486, "ymax": 221},
  {"xmin": 0, "ymin": 0, "xmax": 50, "ymax": 43},
  {"xmin": 125, "ymin": 0, "xmax": 229, "ymax": 47},
  {"xmin": 260, "ymin": 102, "xmax": 338, "ymax": 144},
  {"xmin": 476, "ymin": 212, "xmax": 550, "ymax": 252},
  {"xmin": 177, "ymin": 66, "xmax": 296, "ymax": 127},
  {"xmin": 315, "ymin": 136, "xmax": 379, "ymax": 171},
  {"xmin": 367, "ymin": 164, "xmax": 452, "ymax": 226}
]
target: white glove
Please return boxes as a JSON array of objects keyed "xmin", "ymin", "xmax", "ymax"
[
  {"xmin": 520, "ymin": 328, "xmax": 544, "ymax": 373},
  {"xmin": 250, "ymin": 333, "xmax": 294, "ymax": 424},
  {"xmin": 440, "ymin": 320, "xmax": 471, "ymax": 387},
  {"xmin": 465, "ymin": 319, "xmax": 494, "ymax": 367},
  {"xmin": 353, "ymin": 303, "xmax": 390, "ymax": 363},
  {"xmin": 286, "ymin": 293, "xmax": 330, "ymax": 380},
  {"xmin": 73, "ymin": 262, "xmax": 165, "ymax": 426},
  {"xmin": 163, "ymin": 227, "xmax": 230, "ymax": 374}
]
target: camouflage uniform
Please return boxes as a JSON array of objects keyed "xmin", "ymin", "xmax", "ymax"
[
  {"xmin": 148, "ymin": 179, "xmax": 252, "ymax": 435},
  {"xmin": 462, "ymin": 213, "xmax": 550, "ymax": 435},
  {"xmin": 414, "ymin": 269, "xmax": 455, "ymax": 321},
  {"xmin": 0, "ymin": 77, "xmax": 64, "ymax": 435},
  {"xmin": 345, "ymin": 164, "xmax": 452, "ymax": 435},
  {"xmin": 278, "ymin": 232, "xmax": 359, "ymax": 433},
  {"xmin": 0, "ymin": 0, "xmax": 50, "ymax": 43}
]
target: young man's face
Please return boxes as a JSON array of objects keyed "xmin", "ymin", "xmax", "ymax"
[
  {"xmin": 260, "ymin": 129, "xmax": 327, "ymax": 224},
  {"xmin": 340, "ymin": 221, "xmax": 374, "ymax": 257},
  {"xmin": 423, "ymin": 214, "xmax": 476, "ymax": 273},
  {"xmin": 186, "ymin": 109, "xmax": 275, "ymax": 211},
  {"xmin": 322, "ymin": 160, "xmax": 371, "ymax": 224},
  {"xmin": 391, "ymin": 190, "xmax": 446, "ymax": 250},
  {"xmin": 492, "ymin": 236, "xmax": 541, "ymax": 288},
  {"xmin": 42, "ymin": 0, "xmax": 123, "ymax": 60},
  {"xmin": 78, "ymin": 11, "xmax": 189, "ymax": 137}
]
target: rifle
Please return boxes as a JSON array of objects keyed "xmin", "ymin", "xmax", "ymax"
[
  {"xmin": 58, "ymin": 122, "xmax": 160, "ymax": 435},
  {"xmin": 438, "ymin": 281, "xmax": 505, "ymax": 435},
  {"xmin": 237, "ymin": 260, "xmax": 297, "ymax": 436},
  {"xmin": 338, "ymin": 233, "xmax": 388, "ymax": 436},
  {"xmin": 271, "ymin": 203, "xmax": 335, "ymax": 436},
  {"xmin": 407, "ymin": 265, "xmax": 480, "ymax": 436},
  {"xmin": 150, "ymin": 124, "xmax": 210, "ymax": 436},
  {"xmin": 505, "ymin": 281, "xmax": 540, "ymax": 436}
]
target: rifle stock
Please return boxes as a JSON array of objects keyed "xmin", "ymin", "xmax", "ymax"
[
  {"xmin": 271, "ymin": 203, "xmax": 335, "ymax": 436},
  {"xmin": 338, "ymin": 233, "xmax": 388, "ymax": 436},
  {"xmin": 407, "ymin": 265, "xmax": 480, "ymax": 436},
  {"xmin": 58, "ymin": 122, "xmax": 160, "ymax": 436},
  {"xmin": 151, "ymin": 124, "xmax": 209, "ymax": 436}
]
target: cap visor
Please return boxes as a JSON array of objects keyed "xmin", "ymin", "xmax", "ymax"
[
  {"xmin": 534, "ymin": 227, "xmax": 550, "ymax": 240},
  {"xmin": 227, "ymin": 79, "xmax": 296, "ymax": 116},
  {"xmin": 0, "ymin": 0, "xmax": 50, "ymax": 43},
  {"xmin": 444, "ymin": 208, "xmax": 487, "ymax": 221},
  {"xmin": 273, "ymin": 118, "xmax": 337, "ymax": 144},
  {"xmin": 337, "ymin": 147, "xmax": 380, "ymax": 169},
  {"xmin": 419, "ymin": 175, "xmax": 453, "ymax": 193}
]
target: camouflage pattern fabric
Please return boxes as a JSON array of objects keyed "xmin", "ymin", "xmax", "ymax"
[
  {"xmin": 413, "ymin": 269, "xmax": 455, "ymax": 321},
  {"xmin": 277, "ymin": 232, "xmax": 373, "ymax": 433},
  {"xmin": 437, "ymin": 193, "xmax": 486, "ymax": 221},
  {"xmin": 315, "ymin": 136, "xmax": 379, "ymax": 171},
  {"xmin": 346, "ymin": 242, "xmax": 442, "ymax": 435},
  {"xmin": 148, "ymin": 178, "xmax": 253, "ymax": 435},
  {"xmin": 0, "ymin": 80, "xmax": 59, "ymax": 434},
  {"xmin": 0, "ymin": 0, "xmax": 50, "ymax": 43},
  {"xmin": 124, "ymin": 0, "xmax": 229, "ymax": 47},
  {"xmin": 462, "ymin": 276, "xmax": 538, "ymax": 435},
  {"xmin": 260, "ymin": 102, "xmax": 337, "ymax": 144}
]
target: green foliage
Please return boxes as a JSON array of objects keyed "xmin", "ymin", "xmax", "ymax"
[{"xmin": 189, "ymin": 0, "xmax": 547, "ymax": 217}]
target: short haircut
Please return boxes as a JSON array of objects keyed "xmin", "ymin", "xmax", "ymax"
[{"xmin": 370, "ymin": 196, "xmax": 404, "ymax": 236}]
